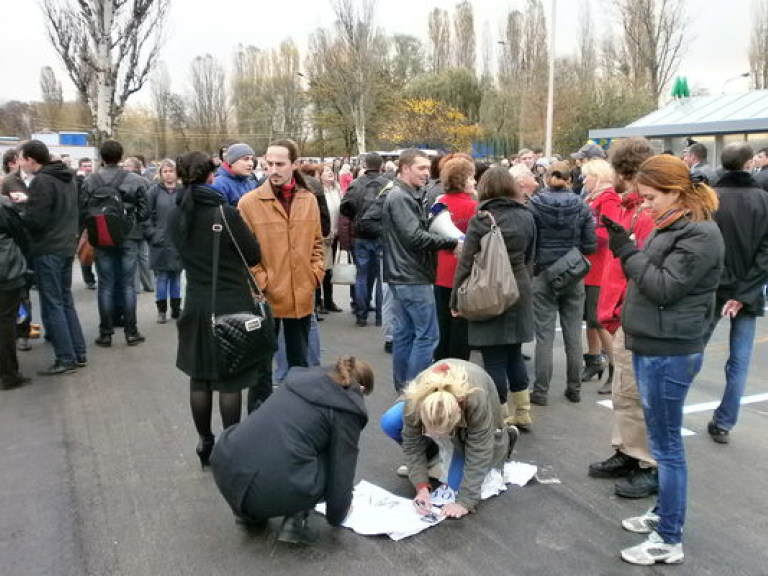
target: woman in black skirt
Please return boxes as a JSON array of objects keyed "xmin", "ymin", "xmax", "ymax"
[{"xmin": 169, "ymin": 151, "xmax": 263, "ymax": 467}]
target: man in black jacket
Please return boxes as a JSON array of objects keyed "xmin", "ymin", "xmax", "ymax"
[
  {"xmin": 82, "ymin": 140, "xmax": 149, "ymax": 347},
  {"xmin": 340, "ymin": 152, "xmax": 388, "ymax": 327},
  {"xmin": 382, "ymin": 149, "xmax": 459, "ymax": 392},
  {"xmin": 705, "ymin": 142, "xmax": 768, "ymax": 444},
  {"xmin": 19, "ymin": 140, "xmax": 87, "ymax": 375}
]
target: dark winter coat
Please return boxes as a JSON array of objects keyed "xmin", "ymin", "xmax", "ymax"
[
  {"xmin": 82, "ymin": 166, "xmax": 149, "ymax": 240},
  {"xmin": 528, "ymin": 187, "xmax": 596, "ymax": 270},
  {"xmin": 210, "ymin": 366, "xmax": 368, "ymax": 525},
  {"xmin": 170, "ymin": 185, "xmax": 261, "ymax": 383},
  {"xmin": 0, "ymin": 196, "xmax": 29, "ymax": 291},
  {"xmin": 451, "ymin": 197, "xmax": 536, "ymax": 347},
  {"xmin": 340, "ymin": 171, "xmax": 391, "ymax": 239},
  {"xmin": 146, "ymin": 183, "xmax": 182, "ymax": 273},
  {"xmin": 382, "ymin": 179, "xmax": 458, "ymax": 285},
  {"xmin": 619, "ymin": 217, "xmax": 724, "ymax": 356},
  {"xmin": 713, "ymin": 170, "xmax": 768, "ymax": 316},
  {"xmin": 22, "ymin": 160, "xmax": 79, "ymax": 257}
]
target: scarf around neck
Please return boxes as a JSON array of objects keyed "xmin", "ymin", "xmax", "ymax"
[{"xmin": 654, "ymin": 207, "xmax": 689, "ymax": 230}]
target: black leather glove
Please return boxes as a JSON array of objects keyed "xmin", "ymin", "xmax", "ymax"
[{"xmin": 602, "ymin": 215, "xmax": 637, "ymax": 259}]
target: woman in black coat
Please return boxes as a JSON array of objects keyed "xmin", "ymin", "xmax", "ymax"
[
  {"xmin": 211, "ymin": 356, "xmax": 373, "ymax": 545},
  {"xmin": 146, "ymin": 159, "xmax": 183, "ymax": 323},
  {"xmin": 451, "ymin": 167, "xmax": 537, "ymax": 429},
  {"xmin": 169, "ymin": 151, "xmax": 262, "ymax": 467}
]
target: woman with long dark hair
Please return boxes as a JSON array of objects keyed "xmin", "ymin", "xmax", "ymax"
[
  {"xmin": 451, "ymin": 167, "xmax": 536, "ymax": 428},
  {"xmin": 169, "ymin": 151, "xmax": 263, "ymax": 468},
  {"xmin": 606, "ymin": 155, "xmax": 724, "ymax": 565}
]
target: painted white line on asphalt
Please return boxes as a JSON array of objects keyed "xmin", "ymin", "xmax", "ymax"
[{"xmin": 597, "ymin": 392, "xmax": 768, "ymax": 437}]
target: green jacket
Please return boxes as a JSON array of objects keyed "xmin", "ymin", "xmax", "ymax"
[{"xmin": 402, "ymin": 359, "xmax": 509, "ymax": 511}]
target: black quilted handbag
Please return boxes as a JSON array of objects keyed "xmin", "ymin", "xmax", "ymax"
[{"xmin": 210, "ymin": 207, "xmax": 276, "ymax": 379}]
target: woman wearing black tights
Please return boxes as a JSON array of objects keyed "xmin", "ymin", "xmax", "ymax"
[{"xmin": 169, "ymin": 151, "xmax": 264, "ymax": 467}]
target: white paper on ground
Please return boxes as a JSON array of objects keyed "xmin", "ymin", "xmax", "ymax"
[
  {"xmin": 315, "ymin": 461, "xmax": 538, "ymax": 541},
  {"xmin": 315, "ymin": 480, "xmax": 446, "ymax": 541}
]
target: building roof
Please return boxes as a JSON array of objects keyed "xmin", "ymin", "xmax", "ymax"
[{"xmin": 589, "ymin": 90, "xmax": 768, "ymax": 140}]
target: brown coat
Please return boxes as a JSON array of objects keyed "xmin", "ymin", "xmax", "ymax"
[{"xmin": 238, "ymin": 179, "xmax": 324, "ymax": 318}]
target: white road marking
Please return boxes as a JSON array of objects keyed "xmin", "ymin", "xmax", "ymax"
[{"xmin": 596, "ymin": 392, "xmax": 768, "ymax": 437}]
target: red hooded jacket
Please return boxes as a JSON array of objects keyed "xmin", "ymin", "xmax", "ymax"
[{"xmin": 596, "ymin": 190, "xmax": 655, "ymax": 334}]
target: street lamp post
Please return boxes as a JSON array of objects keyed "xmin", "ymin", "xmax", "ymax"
[
  {"xmin": 721, "ymin": 72, "xmax": 750, "ymax": 94},
  {"xmin": 544, "ymin": 0, "xmax": 556, "ymax": 157}
]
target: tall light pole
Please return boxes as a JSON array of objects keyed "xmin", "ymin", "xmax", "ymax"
[
  {"xmin": 721, "ymin": 72, "xmax": 750, "ymax": 94},
  {"xmin": 544, "ymin": 0, "xmax": 556, "ymax": 157}
]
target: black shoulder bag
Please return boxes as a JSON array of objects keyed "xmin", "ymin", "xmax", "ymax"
[
  {"xmin": 544, "ymin": 221, "xmax": 591, "ymax": 296},
  {"xmin": 210, "ymin": 206, "xmax": 276, "ymax": 379}
]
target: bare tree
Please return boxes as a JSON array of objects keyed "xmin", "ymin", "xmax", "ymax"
[
  {"xmin": 38, "ymin": 66, "xmax": 64, "ymax": 130},
  {"xmin": 41, "ymin": 0, "xmax": 169, "ymax": 142},
  {"xmin": 428, "ymin": 8, "xmax": 452, "ymax": 74},
  {"xmin": 615, "ymin": 0, "xmax": 688, "ymax": 102},
  {"xmin": 750, "ymin": 0, "xmax": 768, "ymax": 89},
  {"xmin": 150, "ymin": 63, "xmax": 171, "ymax": 158},
  {"xmin": 391, "ymin": 34, "xmax": 426, "ymax": 84},
  {"xmin": 188, "ymin": 54, "xmax": 228, "ymax": 153},
  {"xmin": 480, "ymin": 20, "xmax": 494, "ymax": 80},
  {"xmin": 453, "ymin": 1, "xmax": 476, "ymax": 71},
  {"xmin": 576, "ymin": 1, "xmax": 597, "ymax": 90},
  {"xmin": 308, "ymin": 0, "xmax": 389, "ymax": 153}
]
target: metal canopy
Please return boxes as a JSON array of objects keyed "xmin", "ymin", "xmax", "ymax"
[{"xmin": 589, "ymin": 90, "xmax": 768, "ymax": 139}]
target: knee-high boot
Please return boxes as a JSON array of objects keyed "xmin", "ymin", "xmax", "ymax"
[
  {"xmin": 170, "ymin": 298, "xmax": 182, "ymax": 319},
  {"xmin": 510, "ymin": 390, "xmax": 532, "ymax": 430},
  {"xmin": 156, "ymin": 300, "xmax": 168, "ymax": 324}
]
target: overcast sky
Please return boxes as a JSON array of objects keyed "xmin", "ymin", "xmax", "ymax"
[{"xmin": 0, "ymin": 0, "xmax": 754, "ymax": 107}]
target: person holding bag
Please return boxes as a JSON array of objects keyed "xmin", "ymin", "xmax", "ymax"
[
  {"xmin": 451, "ymin": 167, "xmax": 537, "ymax": 429},
  {"xmin": 169, "ymin": 151, "xmax": 264, "ymax": 468},
  {"xmin": 528, "ymin": 161, "xmax": 597, "ymax": 406}
]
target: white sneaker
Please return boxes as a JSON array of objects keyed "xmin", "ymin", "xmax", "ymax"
[
  {"xmin": 622, "ymin": 508, "xmax": 660, "ymax": 534},
  {"xmin": 395, "ymin": 456, "xmax": 442, "ymax": 479},
  {"xmin": 621, "ymin": 531, "xmax": 684, "ymax": 565}
]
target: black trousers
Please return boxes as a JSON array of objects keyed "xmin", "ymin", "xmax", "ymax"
[
  {"xmin": 433, "ymin": 285, "xmax": 470, "ymax": 361},
  {"xmin": 0, "ymin": 287, "xmax": 22, "ymax": 382},
  {"xmin": 247, "ymin": 315, "xmax": 311, "ymax": 414}
]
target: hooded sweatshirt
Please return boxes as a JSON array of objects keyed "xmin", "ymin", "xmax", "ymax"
[
  {"xmin": 22, "ymin": 160, "xmax": 79, "ymax": 257},
  {"xmin": 211, "ymin": 366, "xmax": 368, "ymax": 525}
]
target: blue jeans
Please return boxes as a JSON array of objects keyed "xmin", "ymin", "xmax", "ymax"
[
  {"xmin": 633, "ymin": 353, "xmax": 703, "ymax": 545},
  {"xmin": 155, "ymin": 271, "xmax": 181, "ymax": 301},
  {"xmin": 389, "ymin": 284, "xmax": 439, "ymax": 392},
  {"xmin": 95, "ymin": 240, "xmax": 140, "ymax": 335},
  {"xmin": 380, "ymin": 401, "xmax": 463, "ymax": 490},
  {"xmin": 710, "ymin": 312, "xmax": 757, "ymax": 430},
  {"xmin": 353, "ymin": 238, "xmax": 382, "ymax": 321},
  {"xmin": 33, "ymin": 255, "xmax": 86, "ymax": 366}
]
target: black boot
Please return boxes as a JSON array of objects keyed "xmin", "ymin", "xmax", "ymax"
[
  {"xmin": 581, "ymin": 353, "xmax": 606, "ymax": 381},
  {"xmin": 170, "ymin": 298, "xmax": 182, "ymax": 319},
  {"xmin": 196, "ymin": 435, "xmax": 215, "ymax": 468},
  {"xmin": 156, "ymin": 300, "xmax": 168, "ymax": 324},
  {"xmin": 277, "ymin": 510, "xmax": 318, "ymax": 545},
  {"xmin": 598, "ymin": 363, "xmax": 615, "ymax": 394}
]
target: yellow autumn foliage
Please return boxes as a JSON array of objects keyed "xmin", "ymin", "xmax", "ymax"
[{"xmin": 381, "ymin": 98, "xmax": 481, "ymax": 152}]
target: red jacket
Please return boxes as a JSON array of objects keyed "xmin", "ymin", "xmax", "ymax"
[
  {"xmin": 435, "ymin": 192, "xmax": 478, "ymax": 288},
  {"xmin": 597, "ymin": 190, "xmax": 655, "ymax": 333},
  {"xmin": 584, "ymin": 188, "xmax": 622, "ymax": 286}
]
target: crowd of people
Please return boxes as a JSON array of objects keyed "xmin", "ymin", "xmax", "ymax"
[{"xmin": 1, "ymin": 134, "xmax": 767, "ymax": 564}]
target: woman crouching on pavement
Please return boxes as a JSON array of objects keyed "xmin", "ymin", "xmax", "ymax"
[
  {"xmin": 380, "ymin": 359, "xmax": 518, "ymax": 519},
  {"xmin": 604, "ymin": 155, "xmax": 724, "ymax": 565},
  {"xmin": 210, "ymin": 356, "xmax": 373, "ymax": 545}
]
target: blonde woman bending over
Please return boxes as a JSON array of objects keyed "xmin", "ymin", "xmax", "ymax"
[{"xmin": 380, "ymin": 359, "xmax": 518, "ymax": 519}]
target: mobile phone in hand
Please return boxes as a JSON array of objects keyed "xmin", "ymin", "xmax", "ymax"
[{"xmin": 601, "ymin": 214, "xmax": 624, "ymax": 233}]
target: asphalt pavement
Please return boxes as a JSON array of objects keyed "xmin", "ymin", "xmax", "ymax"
[{"xmin": 1, "ymin": 278, "xmax": 767, "ymax": 576}]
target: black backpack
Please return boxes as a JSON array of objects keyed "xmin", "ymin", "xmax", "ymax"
[
  {"xmin": 84, "ymin": 171, "xmax": 130, "ymax": 247},
  {"xmin": 356, "ymin": 180, "xmax": 394, "ymax": 239}
]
